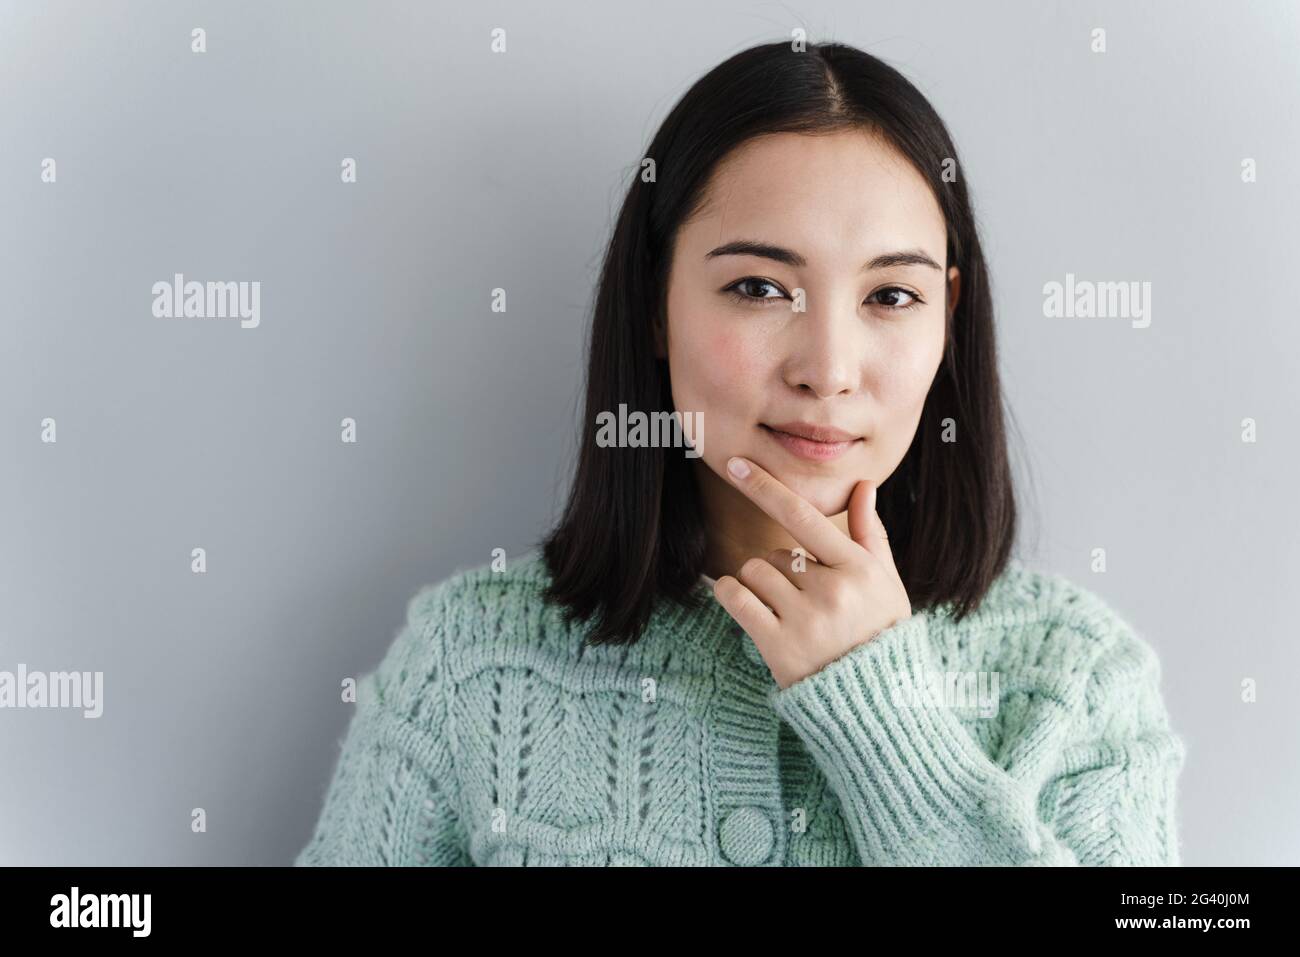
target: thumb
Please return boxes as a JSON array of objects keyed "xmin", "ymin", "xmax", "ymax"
[{"xmin": 847, "ymin": 480, "xmax": 895, "ymax": 566}]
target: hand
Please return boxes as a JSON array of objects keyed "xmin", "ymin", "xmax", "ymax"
[{"xmin": 712, "ymin": 455, "xmax": 913, "ymax": 690}]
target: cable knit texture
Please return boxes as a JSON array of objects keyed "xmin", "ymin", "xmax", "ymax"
[{"xmin": 294, "ymin": 549, "xmax": 1186, "ymax": 866}]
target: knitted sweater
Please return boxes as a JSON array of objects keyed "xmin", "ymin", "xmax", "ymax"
[{"xmin": 294, "ymin": 549, "xmax": 1185, "ymax": 866}]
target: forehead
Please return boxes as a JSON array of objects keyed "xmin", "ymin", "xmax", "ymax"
[{"xmin": 683, "ymin": 130, "xmax": 945, "ymax": 258}]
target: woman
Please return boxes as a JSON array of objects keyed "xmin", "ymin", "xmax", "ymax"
[{"xmin": 295, "ymin": 39, "xmax": 1185, "ymax": 867}]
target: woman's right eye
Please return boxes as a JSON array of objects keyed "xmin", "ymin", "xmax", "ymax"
[{"xmin": 724, "ymin": 278, "xmax": 786, "ymax": 303}]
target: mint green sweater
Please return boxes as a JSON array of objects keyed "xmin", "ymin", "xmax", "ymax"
[{"xmin": 294, "ymin": 550, "xmax": 1185, "ymax": 866}]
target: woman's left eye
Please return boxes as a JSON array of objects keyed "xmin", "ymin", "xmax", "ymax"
[{"xmin": 871, "ymin": 286, "xmax": 926, "ymax": 311}]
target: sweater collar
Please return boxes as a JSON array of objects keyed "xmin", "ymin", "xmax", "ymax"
[
  {"xmin": 639, "ymin": 572, "xmax": 747, "ymax": 659},
  {"xmin": 677, "ymin": 574, "xmax": 775, "ymax": 672}
]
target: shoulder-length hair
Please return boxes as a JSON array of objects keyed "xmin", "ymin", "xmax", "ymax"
[{"xmin": 542, "ymin": 39, "xmax": 1023, "ymax": 647}]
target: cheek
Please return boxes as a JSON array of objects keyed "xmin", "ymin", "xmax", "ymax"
[
  {"xmin": 671, "ymin": 326, "xmax": 767, "ymax": 412},
  {"xmin": 873, "ymin": 328, "xmax": 944, "ymax": 429}
]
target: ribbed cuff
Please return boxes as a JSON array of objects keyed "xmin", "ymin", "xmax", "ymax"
[{"xmin": 767, "ymin": 614, "xmax": 1051, "ymax": 866}]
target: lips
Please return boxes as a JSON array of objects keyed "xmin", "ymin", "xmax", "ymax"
[
  {"xmin": 763, "ymin": 421, "xmax": 861, "ymax": 443},
  {"xmin": 759, "ymin": 422, "xmax": 863, "ymax": 462}
]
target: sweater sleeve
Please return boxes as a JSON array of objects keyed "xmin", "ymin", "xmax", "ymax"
[
  {"xmin": 765, "ymin": 606, "xmax": 1186, "ymax": 867},
  {"xmin": 294, "ymin": 584, "xmax": 472, "ymax": 866}
]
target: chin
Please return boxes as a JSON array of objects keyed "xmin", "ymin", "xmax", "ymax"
[{"xmin": 771, "ymin": 471, "xmax": 854, "ymax": 516}]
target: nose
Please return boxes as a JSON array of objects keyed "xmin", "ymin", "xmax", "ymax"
[{"xmin": 781, "ymin": 299, "xmax": 863, "ymax": 398}]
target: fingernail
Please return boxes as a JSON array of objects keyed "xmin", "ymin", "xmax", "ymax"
[
  {"xmin": 727, "ymin": 457, "xmax": 750, "ymax": 479},
  {"xmin": 868, "ymin": 484, "xmax": 877, "ymax": 512}
]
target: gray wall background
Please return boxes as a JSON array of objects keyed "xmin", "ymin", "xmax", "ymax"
[{"xmin": 2, "ymin": 0, "xmax": 1297, "ymax": 866}]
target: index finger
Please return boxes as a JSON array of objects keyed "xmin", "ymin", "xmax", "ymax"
[{"xmin": 724, "ymin": 456, "xmax": 859, "ymax": 567}]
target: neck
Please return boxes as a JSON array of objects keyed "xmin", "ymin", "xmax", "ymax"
[{"xmin": 694, "ymin": 460, "xmax": 850, "ymax": 580}]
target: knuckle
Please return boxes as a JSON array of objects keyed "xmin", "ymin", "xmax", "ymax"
[
  {"xmin": 787, "ymin": 501, "xmax": 821, "ymax": 533},
  {"xmin": 824, "ymin": 582, "xmax": 852, "ymax": 613},
  {"xmin": 739, "ymin": 557, "xmax": 768, "ymax": 580}
]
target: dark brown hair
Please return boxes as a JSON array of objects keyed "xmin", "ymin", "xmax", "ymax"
[{"xmin": 542, "ymin": 39, "xmax": 1027, "ymax": 646}]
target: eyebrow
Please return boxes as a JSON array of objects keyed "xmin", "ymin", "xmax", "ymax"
[{"xmin": 704, "ymin": 239, "xmax": 943, "ymax": 272}]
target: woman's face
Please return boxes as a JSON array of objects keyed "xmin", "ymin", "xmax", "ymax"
[{"xmin": 662, "ymin": 129, "xmax": 959, "ymax": 520}]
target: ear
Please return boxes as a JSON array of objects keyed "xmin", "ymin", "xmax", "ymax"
[{"xmin": 946, "ymin": 265, "xmax": 961, "ymax": 319}]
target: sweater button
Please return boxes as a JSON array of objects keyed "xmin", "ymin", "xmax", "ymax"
[{"xmin": 718, "ymin": 805, "xmax": 775, "ymax": 865}]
